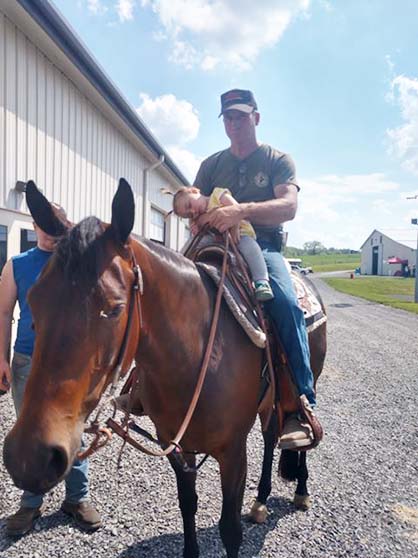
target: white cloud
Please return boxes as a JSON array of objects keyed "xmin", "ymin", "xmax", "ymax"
[
  {"xmin": 286, "ymin": 172, "xmax": 405, "ymax": 249},
  {"xmin": 387, "ymin": 74, "xmax": 418, "ymax": 176},
  {"xmin": 141, "ymin": 0, "xmax": 310, "ymax": 71},
  {"xmin": 136, "ymin": 93, "xmax": 200, "ymax": 145},
  {"xmin": 136, "ymin": 93, "xmax": 201, "ymax": 181},
  {"xmin": 87, "ymin": 0, "xmax": 107, "ymax": 14},
  {"xmin": 116, "ymin": 0, "xmax": 135, "ymax": 22},
  {"xmin": 166, "ymin": 146, "xmax": 202, "ymax": 182}
]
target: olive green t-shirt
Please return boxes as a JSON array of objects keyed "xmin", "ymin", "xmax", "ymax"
[{"xmin": 193, "ymin": 144, "xmax": 299, "ymax": 234}]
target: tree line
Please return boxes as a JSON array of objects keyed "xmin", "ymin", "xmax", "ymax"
[{"xmin": 285, "ymin": 240, "xmax": 360, "ymax": 257}]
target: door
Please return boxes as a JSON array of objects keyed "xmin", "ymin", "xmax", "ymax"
[{"xmin": 372, "ymin": 246, "xmax": 379, "ymax": 275}]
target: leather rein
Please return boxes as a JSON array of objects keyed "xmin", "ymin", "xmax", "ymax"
[{"xmin": 79, "ymin": 234, "xmax": 230, "ymax": 461}]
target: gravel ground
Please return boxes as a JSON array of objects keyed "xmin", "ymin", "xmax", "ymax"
[{"xmin": 1, "ymin": 278, "xmax": 417, "ymax": 558}]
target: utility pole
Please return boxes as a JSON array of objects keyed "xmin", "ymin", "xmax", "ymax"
[{"xmin": 412, "ymin": 218, "xmax": 418, "ymax": 303}]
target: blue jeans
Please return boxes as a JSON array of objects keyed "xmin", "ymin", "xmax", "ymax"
[
  {"xmin": 257, "ymin": 241, "xmax": 316, "ymax": 407},
  {"xmin": 11, "ymin": 352, "xmax": 89, "ymax": 509}
]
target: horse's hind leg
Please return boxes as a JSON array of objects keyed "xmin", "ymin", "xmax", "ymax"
[
  {"xmin": 278, "ymin": 450, "xmax": 311, "ymax": 510},
  {"xmin": 217, "ymin": 442, "xmax": 247, "ymax": 558},
  {"xmin": 249, "ymin": 410, "xmax": 278, "ymax": 524},
  {"xmin": 294, "ymin": 451, "xmax": 311, "ymax": 510},
  {"xmin": 167, "ymin": 453, "xmax": 199, "ymax": 558}
]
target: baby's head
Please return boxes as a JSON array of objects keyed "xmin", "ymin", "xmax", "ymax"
[{"xmin": 173, "ymin": 187, "xmax": 207, "ymax": 219}]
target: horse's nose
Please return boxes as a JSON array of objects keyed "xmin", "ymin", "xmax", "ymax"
[{"xmin": 3, "ymin": 433, "xmax": 69, "ymax": 493}]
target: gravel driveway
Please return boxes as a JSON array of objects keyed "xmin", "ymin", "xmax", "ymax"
[{"xmin": 1, "ymin": 278, "xmax": 417, "ymax": 557}]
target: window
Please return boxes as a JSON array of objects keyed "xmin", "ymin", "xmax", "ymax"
[
  {"xmin": 20, "ymin": 229, "xmax": 37, "ymax": 253},
  {"xmin": 150, "ymin": 207, "xmax": 166, "ymax": 245},
  {"xmin": 0, "ymin": 225, "xmax": 7, "ymax": 273}
]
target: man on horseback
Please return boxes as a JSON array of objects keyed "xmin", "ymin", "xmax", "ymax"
[
  {"xmin": 0, "ymin": 206, "xmax": 101, "ymax": 536},
  {"xmin": 193, "ymin": 88, "xmax": 322, "ymax": 449}
]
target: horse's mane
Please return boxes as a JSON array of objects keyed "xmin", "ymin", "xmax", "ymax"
[{"xmin": 56, "ymin": 216, "xmax": 105, "ymax": 287}]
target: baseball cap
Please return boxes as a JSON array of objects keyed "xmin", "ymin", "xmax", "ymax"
[{"xmin": 219, "ymin": 89, "xmax": 258, "ymax": 117}]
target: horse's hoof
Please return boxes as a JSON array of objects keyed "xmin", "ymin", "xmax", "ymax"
[
  {"xmin": 249, "ymin": 501, "xmax": 268, "ymax": 523},
  {"xmin": 294, "ymin": 494, "xmax": 311, "ymax": 510}
]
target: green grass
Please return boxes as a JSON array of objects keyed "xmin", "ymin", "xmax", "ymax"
[
  {"xmin": 324, "ymin": 276, "xmax": 418, "ymax": 314},
  {"xmin": 300, "ymin": 253, "xmax": 361, "ymax": 273}
]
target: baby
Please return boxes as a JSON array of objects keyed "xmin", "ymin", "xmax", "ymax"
[{"xmin": 173, "ymin": 186, "xmax": 274, "ymax": 302}]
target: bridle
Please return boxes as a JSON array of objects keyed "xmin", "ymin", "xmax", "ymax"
[{"xmin": 78, "ymin": 246, "xmax": 143, "ymax": 459}]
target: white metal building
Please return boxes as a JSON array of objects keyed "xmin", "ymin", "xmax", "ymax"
[
  {"xmin": 0, "ymin": 0, "xmax": 190, "ymax": 273},
  {"xmin": 360, "ymin": 229, "xmax": 417, "ymax": 276}
]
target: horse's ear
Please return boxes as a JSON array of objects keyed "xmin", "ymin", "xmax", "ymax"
[
  {"xmin": 26, "ymin": 181, "xmax": 68, "ymax": 237},
  {"xmin": 111, "ymin": 178, "xmax": 135, "ymax": 244}
]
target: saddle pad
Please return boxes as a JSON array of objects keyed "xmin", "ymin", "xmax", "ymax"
[
  {"xmin": 197, "ymin": 262, "xmax": 267, "ymax": 349},
  {"xmin": 291, "ymin": 272, "xmax": 327, "ymax": 333}
]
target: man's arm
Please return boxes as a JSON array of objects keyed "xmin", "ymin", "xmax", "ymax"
[
  {"xmin": 196, "ymin": 183, "xmax": 298, "ymax": 233},
  {"xmin": 0, "ymin": 260, "xmax": 18, "ymax": 392}
]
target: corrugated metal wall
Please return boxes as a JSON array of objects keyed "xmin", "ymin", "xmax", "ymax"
[{"xmin": 0, "ymin": 10, "xmax": 164, "ymax": 236}]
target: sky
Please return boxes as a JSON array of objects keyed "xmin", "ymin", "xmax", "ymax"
[{"xmin": 52, "ymin": 0, "xmax": 418, "ymax": 249}]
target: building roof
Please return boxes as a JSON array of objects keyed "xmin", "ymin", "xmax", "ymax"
[
  {"xmin": 360, "ymin": 229, "xmax": 417, "ymax": 250},
  {"xmin": 15, "ymin": 0, "xmax": 189, "ymax": 187}
]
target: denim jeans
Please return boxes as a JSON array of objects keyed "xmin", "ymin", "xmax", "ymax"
[
  {"xmin": 257, "ymin": 241, "xmax": 316, "ymax": 407},
  {"xmin": 11, "ymin": 352, "xmax": 89, "ymax": 509}
]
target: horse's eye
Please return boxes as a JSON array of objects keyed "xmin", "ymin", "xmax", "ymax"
[
  {"xmin": 31, "ymin": 322, "xmax": 35, "ymax": 331},
  {"xmin": 102, "ymin": 305, "xmax": 124, "ymax": 319}
]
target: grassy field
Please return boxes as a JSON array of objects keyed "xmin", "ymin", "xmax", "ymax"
[
  {"xmin": 324, "ymin": 276, "xmax": 418, "ymax": 314},
  {"xmin": 298, "ymin": 253, "xmax": 361, "ymax": 272}
]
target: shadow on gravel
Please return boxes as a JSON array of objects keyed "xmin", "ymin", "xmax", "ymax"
[
  {"xmin": 118, "ymin": 495, "xmax": 295, "ymax": 558},
  {"xmin": 0, "ymin": 509, "xmax": 93, "ymax": 553}
]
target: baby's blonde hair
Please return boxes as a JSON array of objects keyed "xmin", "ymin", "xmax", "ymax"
[{"xmin": 173, "ymin": 186, "xmax": 200, "ymax": 216}]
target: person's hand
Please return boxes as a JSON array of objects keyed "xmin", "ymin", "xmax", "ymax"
[
  {"xmin": 0, "ymin": 359, "xmax": 11, "ymax": 394},
  {"xmin": 196, "ymin": 205, "xmax": 243, "ymax": 233}
]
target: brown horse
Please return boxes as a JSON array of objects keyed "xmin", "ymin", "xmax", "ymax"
[{"xmin": 3, "ymin": 179, "xmax": 326, "ymax": 557}]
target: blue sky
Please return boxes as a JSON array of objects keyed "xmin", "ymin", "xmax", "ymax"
[{"xmin": 54, "ymin": 0, "xmax": 418, "ymax": 249}]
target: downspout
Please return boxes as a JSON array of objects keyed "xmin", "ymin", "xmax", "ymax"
[{"xmin": 142, "ymin": 155, "xmax": 165, "ymax": 238}]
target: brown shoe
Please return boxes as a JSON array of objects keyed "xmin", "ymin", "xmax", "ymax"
[
  {"xmin": 6, "ymin": 506, "xmax": 43, "ymax": 537},
  {"xmin": 279, "ymin": 414, "xmax": 314, "ymax": 450},
  {"xmin": 61, "ymin": 501, "xmax": 101, "ymax": 531}
]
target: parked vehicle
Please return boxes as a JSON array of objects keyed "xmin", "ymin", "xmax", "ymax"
[{"xmin": 291, "ymin": 263, "xmax": 313, "ymax": 275}]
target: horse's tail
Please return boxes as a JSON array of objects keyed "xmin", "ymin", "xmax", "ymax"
[{"xmin": 278, "ymin": 449, "xmax": 299, "ymax": 481}]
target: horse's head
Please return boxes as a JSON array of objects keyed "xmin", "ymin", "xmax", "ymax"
[{"xmin": 4, "ymin": 179, "xmax": 139, "ymax": 494}]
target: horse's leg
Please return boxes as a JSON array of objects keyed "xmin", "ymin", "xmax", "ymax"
[
  {"xmin": 249, "ymin": 410, "xmax": 278, "ymax": 523},
  {"xmin": 278, "ymin": 450, "xmax": 311, "ymax": 510},
  {"xmin": 217, "ymin": 442, "xmax": 247, "ymax": 558},
  {"xmin": 167, "ymin": 453, "xmax": 199, "ymax": 558},
  {"xmin": 294, "ymin": 451, "xmax": 311, "ymax": 510}
]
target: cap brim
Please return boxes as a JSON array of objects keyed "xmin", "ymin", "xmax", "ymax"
[{"xmin": 218, "ymin": 104, "xmax": 255, "ymax": 117}]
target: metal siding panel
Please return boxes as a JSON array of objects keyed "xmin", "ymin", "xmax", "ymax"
[
  {"xmin": 36, "ymin": 49, "xmax": 46, "ymax": 191},
  {"xmin": 79, "ymin": 96, "xmax": 87, "ymax": 217},
  {"xmin": 45, "ymin": 60, "xmax": 55, "ymax": 201},
  {"xmin": 67, "ymin": 84, "xmax": 75, "ymax": 220},
  {"xmin": 53, "ymin": 66, "xmax": 62, "ymax": 202},
  {"xmin": 16, "ymin": 28, "xmax": 27, "ymax": 211},
  {"xmin": 27, "ymin": 40, "xmax": 37, "ymax": 184},
  {"xmin": 0, "ymin": 14, "xmax": 5, "ymax": 207},
  {"xmin": 73, "ymin": 88, "xmax": 82, "ymax": 221},
  {"xmin": 5, "ymin": 19, "xmax": 17, "ymax": 208},
  {"xmin": 61, "ymin": 75, "xmax": 69, "ymax": 214}
]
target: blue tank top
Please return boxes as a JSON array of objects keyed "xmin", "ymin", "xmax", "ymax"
[{"xmin": 12, "ymin": 247, "xmax": 52, "ymax": 356}]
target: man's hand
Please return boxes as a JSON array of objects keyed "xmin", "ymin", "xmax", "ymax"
[
  {"xmin": 196, "ymin": 204, "xmax": 243, "ymax": 233},
  {"xmin": 0, "ymin": 359, "xmax": 11, "ymax": 393}
]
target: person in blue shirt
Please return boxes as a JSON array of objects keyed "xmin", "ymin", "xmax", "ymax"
[{"xmin": 0, "ymin": 207, "xmax": 101, "ymax": 537}]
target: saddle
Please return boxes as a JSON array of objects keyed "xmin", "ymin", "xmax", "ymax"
[{"xmin": 183, "ymin": 231, "xmax": 324, "ymax": 450}]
